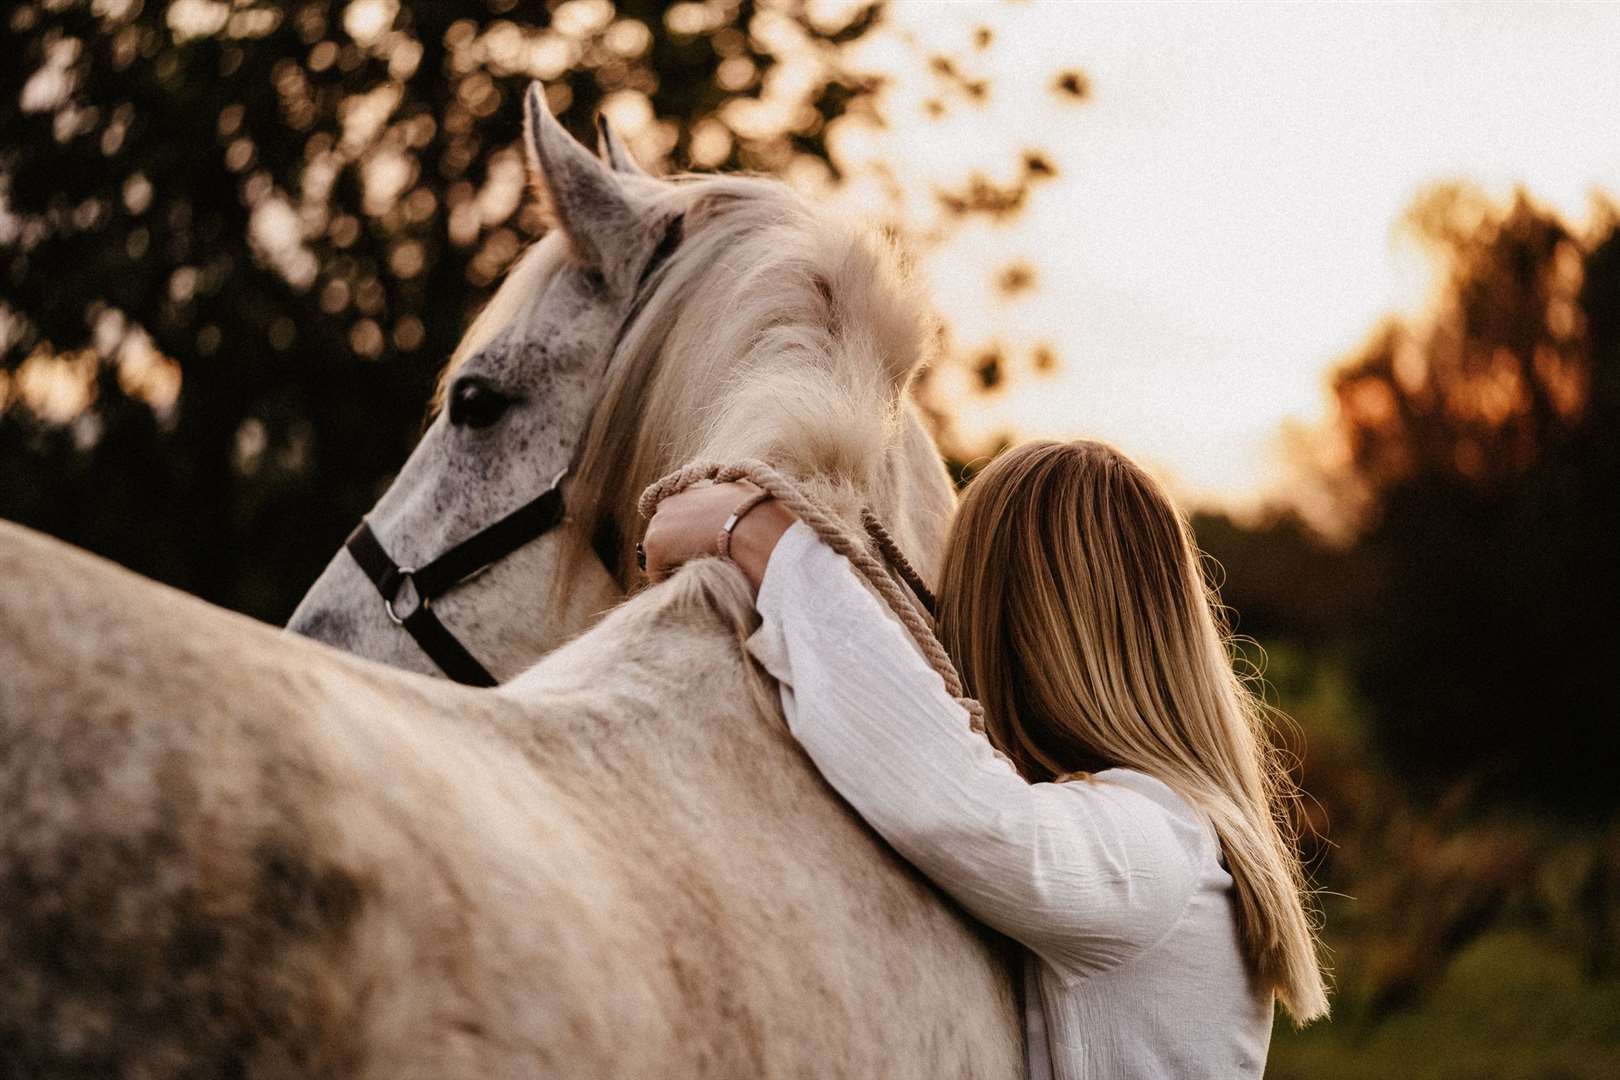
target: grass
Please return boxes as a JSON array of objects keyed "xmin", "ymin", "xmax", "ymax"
[
  {"xmin": 1242, "ymin": 639, "xmax": 1620, "ymax": 1078},
  {"xmin": 1268, "ymin": 929, "xmax": 1620, "ymax": 1079}
]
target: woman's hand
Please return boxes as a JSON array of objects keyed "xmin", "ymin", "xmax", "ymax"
[{"xmin": 641, "ymin": 481, "xmax": 798, "ymax": 592}]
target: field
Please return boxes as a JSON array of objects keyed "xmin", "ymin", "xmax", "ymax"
[
  {"xmin": 1252, "ymin": 644, "xmax": 1620, "ymax": 1078},
  {"xmin": 1272, "ymin": 929, "xmax": 1620, "ymax": 1079}
]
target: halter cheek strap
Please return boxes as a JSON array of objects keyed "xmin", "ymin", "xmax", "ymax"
[{"xmin": 343, "ymin": 475, "xmax": 568, "ymax": 687}]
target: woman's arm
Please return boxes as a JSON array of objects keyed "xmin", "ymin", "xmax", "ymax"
[
  {"xmin": 753, "ymin": 522, "xmax": 1197, "ymax": 980},
  {"xmin": 642, "ymin": 487, "xmax": 1199, "ymax": 981}
]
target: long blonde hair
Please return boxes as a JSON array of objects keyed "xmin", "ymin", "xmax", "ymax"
[{"xmin": 936, "ymin": 439, "xmax": 1329, "ymax": 1024}]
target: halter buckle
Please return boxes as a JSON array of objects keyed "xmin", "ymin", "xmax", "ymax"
[{"xmin": 383, "ymin": 567, "xmax": 427, "ymax": 625}]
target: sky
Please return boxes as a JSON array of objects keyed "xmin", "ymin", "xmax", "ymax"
[{"xmin": 833, "ymin": 1, "xmax": 1620, "ymax": 512}]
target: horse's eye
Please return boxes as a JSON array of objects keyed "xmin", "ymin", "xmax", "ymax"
[{"xmin": 448, "ymin": 377, "xmax": 516, "ymax": 430}]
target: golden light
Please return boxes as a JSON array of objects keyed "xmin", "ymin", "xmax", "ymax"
[
  {"xmin": 341, "ymin": 0, "xmax": 398, "ymax": 49},
  {"xmin": 823, "ymin": 2, "xmax": 1620, "ymax": 511}
]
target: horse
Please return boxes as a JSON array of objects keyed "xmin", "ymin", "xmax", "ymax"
[{"xmin": 0, "ymin": 84, "xmax": 1023, "ymax": 1077}]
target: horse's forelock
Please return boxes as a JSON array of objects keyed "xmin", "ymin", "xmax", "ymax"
[{"xmin": 423, "ymin": 171, "xmax": 939, "ymax": 594}]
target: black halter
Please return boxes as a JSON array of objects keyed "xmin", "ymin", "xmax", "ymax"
[
  {"xmin": 343, "ymin": 212, "xmax": 685, "ymax": 686},
  {"xmin": 344, "ymin": 471, "xmax": 569, "ymax": 686}
]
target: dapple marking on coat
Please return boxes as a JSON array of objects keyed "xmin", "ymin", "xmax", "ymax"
[{"xmin": 0, "ymin": 83, "xmax": 1022, "ymax": 1077}]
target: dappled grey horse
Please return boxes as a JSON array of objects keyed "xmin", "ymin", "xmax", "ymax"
[{"xmin": 0, "ymin": 84, "xmax": 1022, "ymax": 1077}]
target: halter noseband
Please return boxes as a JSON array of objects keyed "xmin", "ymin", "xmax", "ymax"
[
  {"xmin": 342, "ymin": 211, "xmax": 685, "ymax": 686},
  {"xmin": 343, "ymin": 468, "xmax": 570, "ymax": 687}
]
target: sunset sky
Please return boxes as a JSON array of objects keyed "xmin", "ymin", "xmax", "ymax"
[{"xmin": 833, "ymin": 1, "xmax": 1620, "ymax": 511}]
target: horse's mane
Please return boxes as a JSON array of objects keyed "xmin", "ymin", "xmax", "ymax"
[
  {"xmin": 571, "ymin": 174, "xmax": 936, "ymax": 585},
  {"xmin": 436, "ymin": 171, "xmax": 936, "ymax": 589}
]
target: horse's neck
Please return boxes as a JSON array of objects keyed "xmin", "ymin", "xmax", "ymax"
[
  {"xmin": 535, "ymin": 401, "xmax": 957, "ymax": 790},
  {"xmin": 883, "ymin": 404, "xmax": 958, "ymax": 584}
]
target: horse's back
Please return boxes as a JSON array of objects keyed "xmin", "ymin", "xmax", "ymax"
[
  {"xmin": 0, "ymin": 524, "xmax": 1025, "ymax": 1078},
  {"xmin": 0, "ymin": 523, "xmax": 592, "ymax": 1077}
]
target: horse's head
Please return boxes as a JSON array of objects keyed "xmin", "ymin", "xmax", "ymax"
[
  {"xmin": 288, "ymin": 84, "xmax": 677, "ymax": 676},
  {"xmin": 291, "ymin": 81, "xmax": 956, "ymax": 682}
]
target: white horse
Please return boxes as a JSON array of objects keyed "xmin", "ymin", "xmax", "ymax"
[{"xmin": 0, "ymin": 85, "xmax": 1023, "ymax": 1077}]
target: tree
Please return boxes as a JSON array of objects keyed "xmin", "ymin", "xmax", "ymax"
[
  {"xmin": 1, "ymin": 0, "xmax": 1063, "ymax": 621},
  {"xmin": 1325, "ymin": 186, "xmax": 1620, "ymax": 811}
]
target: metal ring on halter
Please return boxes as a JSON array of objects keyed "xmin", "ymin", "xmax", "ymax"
[{"xmin": 384, "ymin": 568, "xmax": 425, "ymax": 625}]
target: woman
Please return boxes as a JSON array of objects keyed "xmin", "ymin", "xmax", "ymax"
[{"xmin": 641, "ymin": 439, "xmax": 1328, "ymax": 1078}]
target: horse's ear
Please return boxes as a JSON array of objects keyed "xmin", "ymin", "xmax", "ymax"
[
  {"xmin": 595, "ymin": 114, "xmax": 650, "ymax": 177},
  {"xmin": 523, "ymin": 82, "xmax": 639, "ymax": 273}
]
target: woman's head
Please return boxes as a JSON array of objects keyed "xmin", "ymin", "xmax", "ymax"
[{"xmin": 936, "ymin": 439, "xmax": 1329, "ymax": 1023}]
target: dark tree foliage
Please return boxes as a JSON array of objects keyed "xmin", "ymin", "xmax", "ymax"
[
  {"xmin": 0, "ymin": 0, "xmax": 912, "ymax": 620},
  {"xmin": 1188, "ymin": 509, "xmax": 1360, "ymax": 648},
  {"xmin": 1325, "ymin": 187, "xmax": 1620, "ymax": 812},
  {"xmin": 1, "ymin": 0, "xmax": 1067, "ymax": 622}
]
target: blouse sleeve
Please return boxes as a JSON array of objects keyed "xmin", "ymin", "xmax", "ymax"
[{"xmin": 747, "ymin": 521, "xmax": 1200, "ymax": 983}]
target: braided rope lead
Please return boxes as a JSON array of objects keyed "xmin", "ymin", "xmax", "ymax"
[
  {"xmin": 639, "ymin": 458, "xmax": 990, "ymax": 734},
  {"xmin": 859, "ymin": 508, "xmax": 937, "ymax": 616}
]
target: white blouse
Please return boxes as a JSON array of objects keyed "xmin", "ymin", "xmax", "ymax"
[{"xmin": 748, "ymin": 521, "xmax": 1274, "ymax": 1079}]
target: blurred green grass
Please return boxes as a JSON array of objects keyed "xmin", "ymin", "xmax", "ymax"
[
  {"xmin": 1270, "ymin": 929, "xmax": 1620, "ymax": 1079},
  {"xmin": 1244, "ymin": 640, "xmax": 1620, "ymax": 1075}
]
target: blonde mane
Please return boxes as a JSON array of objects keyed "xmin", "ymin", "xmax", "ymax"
[{"xmin": 444, "ymin": 173, "xmax": 939, "ymax": 589}]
